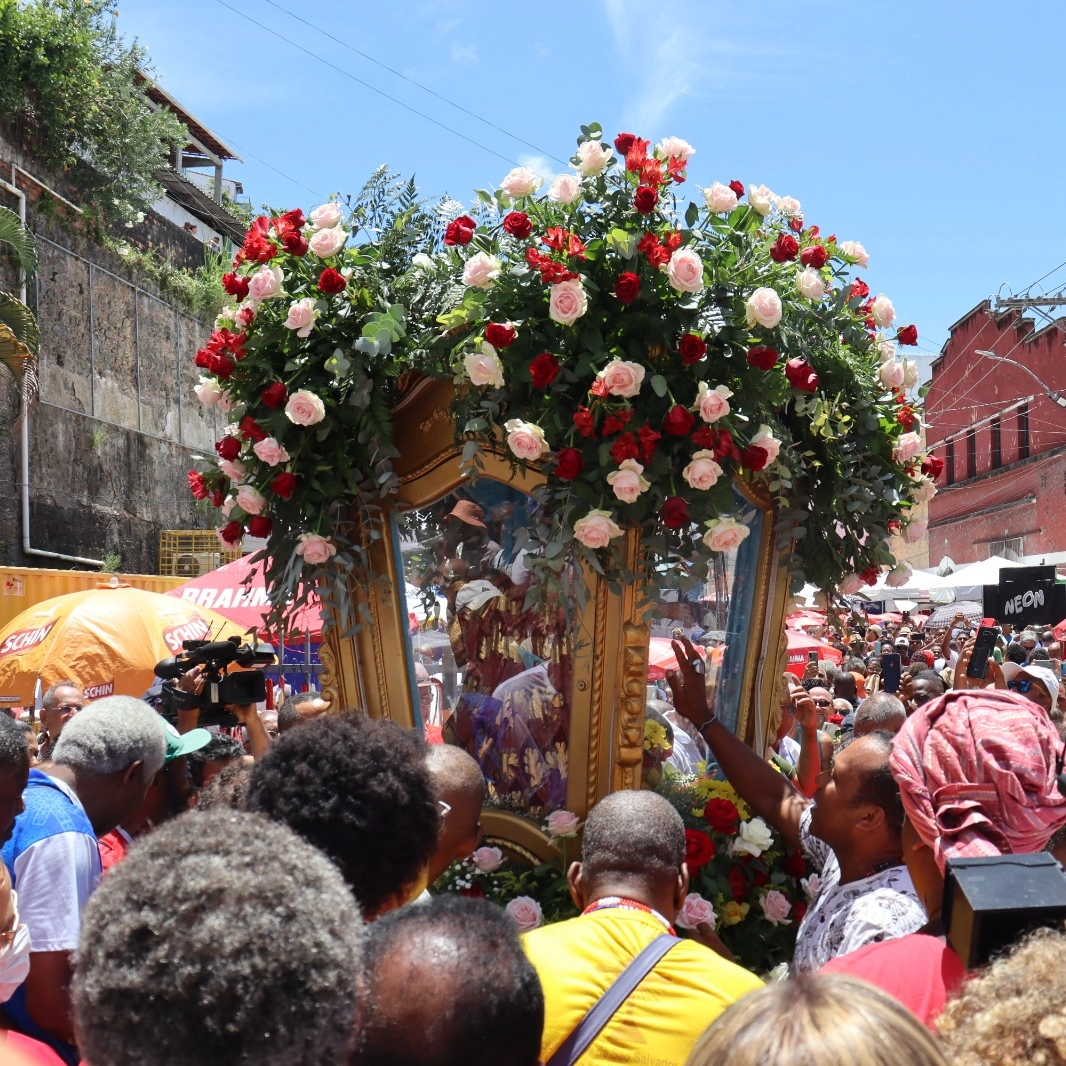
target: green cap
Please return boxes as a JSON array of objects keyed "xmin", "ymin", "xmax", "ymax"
[{"xmin": 160, "ymin": 720, "xmax": 213, "ymax": 763}]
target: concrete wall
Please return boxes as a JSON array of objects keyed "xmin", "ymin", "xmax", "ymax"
[{"xmin": 0, "ymin": 133, "xmax": 223, "ymax": 574}]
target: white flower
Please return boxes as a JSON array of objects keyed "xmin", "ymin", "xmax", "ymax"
[
  {"xmin": 194, "ymin": 377, "xmax": 222, "ymax": 407},
  {"xmin": 870, "ymin": 295, "xmax": 896, "ymax": 327},
  {"xmin": 880, "ymin": 361, "xmax": 905, "ymax": 390},
  {"xmin": 839, "ymin": 240, "xmax": 869, "ymax": 267},
  {"xmin": 774, "ymin": 194, "xmax": 802, "ymax": 218},
  {"xmin": 464, "ymin": 342, "xmax": 505, "ymax": 388},
  {"xmin": 904, "ymin": 518, "xmax": 928, "ymax": 544},
  {"xmin": 912, "ymin": 475, "xmax": 937, "ymax": 503},
  {"xmin": 575, "ymin": 139, "xmax": 613, "ymax": 175},
  {"xmin": 795, "ymin": 267, "xmax": 826, "ymax": 301},
  {"xmin": 748, "ymin": 184, "xmax": 775, "ymax": 215},
  {"xmin": 309, "ymin": 203, "xmax": 345, "ymax": 230},
  {"xmin": 902, "ymin": 359, "xmax": 920, "ymax": 389},
  {"xmin": 498, "ymin": 166, "xmax": 542, "ymax": 199},
  {"xmin": 894, "ymin": 431, "xmax": 924, "ymax": 464},
  {"xmin": 876, "ymin": 338, "xmax": 897, "ymax": 363},
  {"xmin": 732, "ymin": 817, "xmax": 774, "ymax": 857},
  {"xmin": 886, "ymin": 563, "xmax": 913, "ymax": 588},
  {"xmin": 548, "ymin": 173, "xmax": 582, "ymax": 204},
  {"xmin": 745, "ymin": 287, "xmax": 783, "ymax": 329},
  {"xmin": 462, "ymin": 252, "xmax": 502, "ymax": 289},
  {"xmin": 656, "ymin": 135, "xmax": 695, "ymax": 161},
  {"xmin": 801, "ymin": 874, "xmax": 823, "ymax": 900},
  {"xmin": 704, "ymin": 182, "xmax": 738, "ymax": 213}
]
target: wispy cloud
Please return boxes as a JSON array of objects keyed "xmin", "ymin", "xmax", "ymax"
[
  {"xmin": 450, "ymin": 41, "xmax": 479, "ymax": 63},
  {"xmin": 518, "ymin": 154, "xmax": 561, "ymax": 185}
]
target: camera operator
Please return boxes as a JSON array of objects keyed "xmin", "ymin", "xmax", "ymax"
[{"xmin": 170, "ymin": 665, "xmax": 271, "ymax": 761}]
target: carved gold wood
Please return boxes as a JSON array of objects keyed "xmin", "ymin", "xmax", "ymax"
[{"xmin": 322, "ymin": 376, "xmax": 791, "ymax": 862}]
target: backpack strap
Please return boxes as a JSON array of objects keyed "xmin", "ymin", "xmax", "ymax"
[{"xmin": 546, "ymin": 934, "xmax": 678, "ymax": 1066}]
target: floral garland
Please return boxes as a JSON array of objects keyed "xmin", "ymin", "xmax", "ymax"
[{"xmin": 422, "ymin": 123, "xmax": 938, "ymax": 598}]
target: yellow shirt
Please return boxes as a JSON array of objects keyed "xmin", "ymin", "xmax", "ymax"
[{"xmin": 523, "ymin": 907, "xmax": 763, "ymax": 1066}]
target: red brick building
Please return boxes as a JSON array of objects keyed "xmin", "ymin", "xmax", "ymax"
[{"xmin": 924, "ymin": 300, "xmax": 1066, "ymax": 564}]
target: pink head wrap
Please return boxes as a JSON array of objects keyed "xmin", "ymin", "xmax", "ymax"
[{"xmin": 890, "ymin": 689, "xmax": 1066, "ymax": 873}]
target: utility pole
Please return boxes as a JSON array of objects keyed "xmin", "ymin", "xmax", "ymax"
[{"xmin": 995, "ymin": 296, "xmax": 1066, "ymax": 311}]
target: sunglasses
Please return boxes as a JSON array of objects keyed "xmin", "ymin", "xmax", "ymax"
[{"xmin": 1008, "ymin": 679, "xmax": 1044, "ymax": 695}]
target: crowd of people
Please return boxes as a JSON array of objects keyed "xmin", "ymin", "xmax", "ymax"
[{"xmin": 0, "ymin": 614, "xmax": 1058, "ymax": 1063}]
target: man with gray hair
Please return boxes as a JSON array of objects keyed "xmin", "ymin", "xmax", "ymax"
[
  {"xmin": 1, "ymin": 696, "xmax": 165, "ymax": 1063},
  {"xmin": 853, "ymin": 693, "xmax": 907, "ymax": 738}
]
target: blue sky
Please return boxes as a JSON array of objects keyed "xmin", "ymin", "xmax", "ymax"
[{"xmin": 117, "ymin": 0, "xmax": 1066, "ymax": 374}]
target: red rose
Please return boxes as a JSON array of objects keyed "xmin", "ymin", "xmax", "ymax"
[
  {"xmin": 485, "ymin": 323, "xmax": 517, "ymax": 349},
  {"xmin": 770, "ymin": 234, "xmax": 799, "ymax": 262},
  {"xmin": 850, "ymin": 278, "xmax": 870, "ymax": 300},
  {"xmin": 459, "ymin": 884, "xmax": 486, "ymax": 899},
  {"xmin": 785, "ymin": 357, "xmax": 819, "ymax": 393},
  {"xmin": 614, "ymin": 132, "xmax": 637, "ymax": 155},
  {"xmin": 529, "ymin": 352, "xmax": 560, "ymax": 389},
  {"xmin": 262, "ymin": 382, "xmax": 288, "ymax": 409},
  {"xmin": 898, "ymin": 405, "xmax": 917, "ymax": 430},
  {"xmin": 897, "ymin": 324, "xmax": 919, "ymax": 346},
  {"xmin": 678, "ymin": 333, "xmax": 707, "ymax": 365},
  {"xmin": 800, "ymin": 245, "xmax": 828, "ymax": 269},
  {"xmin": 221, "ymin": 272, "xmax": 250, "ymax": 299},
  {"xmin": 634, "ymin": 186, "xmax": 659, "ymax": 213},
  {"xmin": 573, "ymin": 407, "xmax": 596, "ymax": 438},
  {"xmin": 218, "ymin": 520, "xmax": 244, "ymax": 545},
  {"xmin": 729, "ymin": 180, "xmax": 745, "ymax": 198},
  {"xmin": 275, "ymin": 208, "xmax": 306, "ymax": 233},
  {"xmin": 789, "ymin": 217, "xmax": 804, "ymax": 232},
  {"xmin": 187, "ymin": 470, "xmax": 208, "ymax": 501},
  {"xmin": 704, "ymin": 798, "xmax": 740, "ymax": 834},
  {"xmin": 657, "ymin": 496, "xmax": 687, "ymax": 529},
  {"xmin": 209, "ymin": 487, "xmax": 225, "ymax": 508},
  {"xmin": 554, "ymin": 448, "xmax": 584, "ymax": 480},
  {"xmin": 215, "ymin": 436, "xmax": 241, "ymax": 461},
  {"xmin": 239, "ymin": 416, "xmax": 267, "ymax": 442},
  {"xmin": 609, "ymin": 433, "xmax": 640, "ymax": 463},
  {"xmin": 281, "ymin": 231, "xmax": 309, "ymax": 256},
  {"xmin": 637, "ymin": 424, "xmax": 661, "ymax": 463},
  {"xmin": 741, "ymin": 445, "xmax": 769, "ymax": 472},
  {"xmin": 246, "ymin": 515, "xmax": 273, "ymax": 538},
  {"xmin": 318, "ymin": 268, "xmax": 347, "ymax": 295},
  {"xmin": 602, "ymin": 408, "xmax": 633, "ymax": 436},
  {"xmin": 921, "ymin": 454, "xmax": 945, "ymax": 479},
  {"xmin": 782, "ymin": 849, "xmax": 808, "ymax": 878},
  {"xmin": 502, "ymin": 211, "xmax": 533, "ymax": 239},
  {"xmin": 684, "ymin": 828, "xmax": 715, "ymax": 870},
  {"xmin": 663, "ymin": 404, "xmax": 696, "ymax": 436},
  {"xmin": 270, "ymin": 472, "xmax": 298, "ymax": 499},
  {"xmin": 194, "ymin": 348, "xmax": 211, "ymax": 370},
  {"xmin": 208, "ymin": 352, "xmax": 235, "ymax": 380},
  {"xmin": 615, "ymin": 272, "xmax": 641, "ymax": 304},
  {"xmin": 693, "ymin": 427, "xmax": 740, "ymax": 462},
  {"xmin": 860, "ymin": 565, "xmax": 880, "ymax": 586},
  {"xmin": 746, "ymin": 346, "xmax": 779, "ymax": 371},
  {"xmin": 728, "ymin": 867, "xmax": 747, "ymax": 902},
  {"xmin": 752, "ymin": 869, "xmax": 770, "ymax": 888},
  {"xmin": 443, "ymin": 215, "xmax": 476, "ymax": 246}
]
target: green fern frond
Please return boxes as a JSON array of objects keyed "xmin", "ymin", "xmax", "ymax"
[
  {"xmin": 0, "ymin": 292, "xmax": 39, "ymax": 354},
  {"xmin": 0, "ymin": 206, "xmax": 38, "ymax": 280}
]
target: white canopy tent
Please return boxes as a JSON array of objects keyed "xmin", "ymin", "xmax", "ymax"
[{"xmin": 857, "ymin": 556, "xmax": 1027, "ymax": 606}]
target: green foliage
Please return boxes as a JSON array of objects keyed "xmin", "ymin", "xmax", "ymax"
[
  {"xmin": 109, "ymin": 240, "xmax": 228, "ymax": 321},
  {"xmin": 0, "ymin": 205, "xmax": 38, "ymax": 279},
  {"xmin": 0, "ymin": 0, "xmax": 187, "ymax": 226},
  {"xmin": 0, "ymin": 204, "xmax": 38, "ymax": 398},
  {"xmin": 99, "ymin": 551, "xmax": 121, "ymax": 573}
]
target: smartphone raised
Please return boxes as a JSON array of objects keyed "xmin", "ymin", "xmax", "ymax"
[
  {"xmin": 881, "ymin": 652, "xmax": 901, "ymax": 694},
  {"xmin": 966, "ymin": 625, "xmax": 1000, "ymax": 680},
  {"xmin": 807, "ymin": 650, "xmax": 819, "ymax": 664}
]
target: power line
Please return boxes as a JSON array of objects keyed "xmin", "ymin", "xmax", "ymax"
[
  {"xmin": 213, "ymin": 0, "xmax": 522, "ymax": 168},
  {"xmin": 259, "ymin": 0, "xmax": 569, "ymax": 168},
  {"xmin": 219, "ymin": 134, "xmax": 329, "ymax": 202}
]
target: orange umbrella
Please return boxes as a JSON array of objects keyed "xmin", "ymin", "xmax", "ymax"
[{"xmin": 0, "ymin": 583, "xmax": 250, "ymax": 704}]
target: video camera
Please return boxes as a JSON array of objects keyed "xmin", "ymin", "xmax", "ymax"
[{"xmin": 153, "ymin": 636, "xmax": 275, "ymax": 728}]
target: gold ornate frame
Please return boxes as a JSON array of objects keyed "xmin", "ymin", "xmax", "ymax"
[{"xmin": 321, "ymin": 376, "xmax": 789, "ymax": 860}]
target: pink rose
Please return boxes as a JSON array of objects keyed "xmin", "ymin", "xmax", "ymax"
[
  {"xmin": 904, "ymin": 518, "xmax": 928, "ymax": 544},
  {"xmin": 894, "ymin": 431, "xmax": 923, "ymax": 464},
  {"xmin": 545, "ymin": 810, "xmax": 581, "ymax": 838},
  {"xmin": 748, "ymin": 425, "xmax": 781, "ymax": 464},
  {"xmin": 870, "ymin": 295, "xmax": 896, "ymax": 327},
  {"xmin": 597, "ymin": 359, "xmax": 645, "ymax": 398},
  {"xmin": 876, "ymin": 339, "xmax": 897, "ymax": 363},
  {"xmin": 886, "ymin": 563, "xmax": 912, "ymax": 588},
  {"xmin": 548, "ymin": 173, "xmax": 582, "ymax": 204},
  {"xmin": 656, "ymin": 135, "xmax": 695, "ymax": 161},
  {"xmin": 676, "ymin": 892, "xmax": 716, "ymax": 931},
  {"xmin": 464, "ymin": 343, "xmax": 505, "ymax": 388},
  {"xmin": 573, "ymin": 509, "xmax": 624, "ymax": 549},
  {"xmin": 666, "ymin": 248, "xmax": 704, "ymax": 293},
  {"xmin": 704, "ymin": 182, "xmax": 738, "ymax": 213},
  {"xmin": 283, "ymin": 297, "xmax": 320, "ymax": 338},
  {"xmin": 218, "ymin": 458, "xmax": 246, "ymax": 483},
  {"xmin": 879, "ymin": 360, "xmax": 905, "ymax": 390},
  {"xmin": 309, "ymin": 202, "xmax": 345, "ymax": 230},
  {"xmin": 745, "ymin": 287, "xmax": 783, "ymax": 329},
  {"xmin": 462, "ymin": 252, "xmax": 502, "ymax": 289},
  {"xmin": 761, "ymin": 890, "xmax": 792, "ymax": 926},
  {"xmin": 498, "ymin": 166, "xmax": 542, "ymax": 199},
  {"xmin": 220, "ymin": 495, "xmax": 237, "ymax": 519},
  {"xmin": 575, "ymin": 140, "xmax": 613, "ymax": 175},
  {"xmin": 838, "ymin": 574, "xmax": 863, "ymax": 596},
  {"xmin": 285, "ymin": 389, "xmax": 326, "ymax": 426},
  {"xmin": 503, "ymin": 419, "xmax": 549, "ymax": 461},
  {"xmin": 295, "ymin": 532, "xmax": 337, "ymax": 566},
  {"xmin": 912, "ymin": 476, "xmax": 937, "ymax": 504},
  {"xmin": 235, "ymin": 485, "xmax": 266, "ymax": 515},
  {"xmin": 195, "ymin": 377, "xmax": 222, "ymax": 407},
  {"xmin": 548, "ymin": 279, "xmax": 588, "ymax": 326},
  {"xmin": 795, "ymin": 267, "xmax": 826, "ymax": 301},
  {"xmin": 606, "ymin": 458, "xmax": 650, "ymax": 503},
  {"xmin": 747, "ymin": 184, "xmax": 775, "ymax": 215},
  {"xmin": 308, "ymin": 226, "xmax": 348, "ymax": 258},
  {"xmin": 505, "ymin": 896, "xmax": 544, "ymax": 932},
  {"xmin": 683, "ymin": 450, "xmax": 724, "ymax": 491},
  {"xmin": 247, "ymin": 265, "xmax": 284, "ymax": 302},
  {"xmin": 696, "ymin": 382, "xmax": 733, "ymax": 424},
  {"xmin": 774, "ymin": 194, "xmax": 801, "ymax": 218},
  {"xmin": 252, "ymin": 437, "xmax": 290, "ymax": 467},
  {"xmin": 703, "ymin": 516, "xmax": 751, "ymax": 553},
  {"xmin": 217, "ymin": 391, "xmax": 236, "ymax": 415},
  {"xmin": 839, "ymin": 240, "xmax": 869, "ymax": 267},
  {"xmin": 472, "ymin": 846, "xmax": 504, "ymax": 873}
]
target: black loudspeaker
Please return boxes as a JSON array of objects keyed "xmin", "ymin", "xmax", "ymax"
[{"xmin": 943, "ymin": 853, "xmax": 1066, "ymax": 968}]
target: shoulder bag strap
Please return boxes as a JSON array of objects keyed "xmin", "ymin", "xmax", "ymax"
[{"xmin": 546, "ymin": 933, "xmax": 679, "ymax": 1066}]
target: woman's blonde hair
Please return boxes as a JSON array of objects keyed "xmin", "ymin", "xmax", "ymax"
[
  {"xmin": 686, "ymin": 973, "xmax": 947, "ymax": 1066},
  {"xmin": 938, "ymin": 926, "xmax": 1066, "ymax": 1065}
]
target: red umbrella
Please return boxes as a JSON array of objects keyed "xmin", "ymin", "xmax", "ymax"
[
  {"xmin": 166, "ymin": 556, "xmax": 321, "ymax": 640},
  {"xmin": 647, "ymin": 638, "xmax": 709, "ymax": 682},
  {"xmin": 785, "ymin": 628, "xmax": 842, "ymax": 678}
]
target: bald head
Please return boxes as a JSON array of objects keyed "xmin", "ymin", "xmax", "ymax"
[
  {"xmin": 358, "ymin": 896, "xmax": 543, "ymax": 1066},
  {"xmin": 854, "ymin": 693, "xmax": 906, "ymax": 738},
  {"xmin": 425, "ymin": 744, "xmax": 486, "ymax": 883}
]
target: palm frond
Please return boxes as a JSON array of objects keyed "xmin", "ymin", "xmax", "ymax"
[
  {"xmin": 0, "ymin": 207, "xmax": 38, "ymax": 281},
  {"xmin": 0, "ymin": 292, "xmax": 39, "ymax": 354},
  {"xmin": 0, "ymin": 323, "xmax": 39, "ymax": 401}
]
